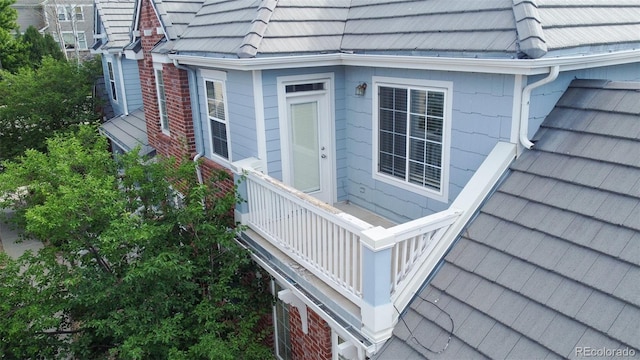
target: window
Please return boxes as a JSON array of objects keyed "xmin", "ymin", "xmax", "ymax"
[
  {"xmin": 107, "ymin": 61, "xmax": 117, "ymax": 102},
  {"xmin": 56, "ymin": 5, "xmax": 83, "ymax": 21},
  {"xmin": 374, "ymin": 77, "xmax": 451, "ymax": 199},
  {"xmin": 154, "ymin": 67, "xmax": 169, "ymax": 134},
  {"xmin": 55, "ymin": 32, "xmax": 88, "ymax": 50},
  {"xmin": 274, "ymin": 283, "xmax": 292, "ymax": 360},
  {"xmin": 205, "ymin": 79, "xmax": 229, "ymax": 159}
]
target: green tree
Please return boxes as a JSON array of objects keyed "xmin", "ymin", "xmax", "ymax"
[
  {"xmin": 0, "ymin": 127, "xmax": 274, "ymax": 359},
  {"xmin": 0, "ymin": 57, "xmax": 100, "ymax": 161},
  {"xmin": 21, "ymin": 26, "xmax": 65, "ymax": 65},
  {"xmin": 0, "ymin": 0, "xmax": 27, "ymax": 72}
]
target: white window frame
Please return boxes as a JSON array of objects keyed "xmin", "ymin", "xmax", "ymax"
[
  {"xmin": 154, "ymin": 63, "xmax": 169, "ymax": 135},
  {"xmin": 56, "ymin": 5, "xmax": 83, "ymax": 22},
  {"xmin": 106, "ymin": 60, "xmax": 117, "ymax": 102},
  {"xmin": 372, "ymin": 76, "xmax": 452, "ymax": 202},
  {"xmin": 56, "ymin": 31, "xmax": 88, "ymax": 50},
  {"xmin": 272, "ymin": 281, "xmax": 292, "ymax": 360},
  {"xmin": 202, "ymin": 69, "xmax": 231, "ymax": 163}
]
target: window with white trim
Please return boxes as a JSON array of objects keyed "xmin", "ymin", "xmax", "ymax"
[
  {"xmin": 54, "ymin": 31, "xmax": 88, "ymax": 50},
  {"xmin": 374, "ymin": 78, "xmax": 451, "ymax": 199},
  {"xmin": 107, "ymin": 60, "xmax": 117, "ymax": 102},
  {"xmin": 56, "ymin": 5, "xmax": 83, "ymax": 21},
  {"xmin": 274, "ymin": 282, "xmax": 292, "ymax": 360},
  {"xmin": 204, "ymin": 79, "xmax": 229, "ymax": 159},
  {"xmin": 154, "ymin": 67, "xmax": 169, "ymax": 134}
]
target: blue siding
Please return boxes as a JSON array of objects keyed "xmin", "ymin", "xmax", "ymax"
[
  {"xmin": 261, "ymin": 66, "xmax": 347, "ymax": 199},
  {"xmin": 121, "ymin": 58, "xmax": 143, "ymax": 111},
  {"xmin": 101, "ymin": 55, "xmax": 142, "ymax": 116},
  {"xmin": 196, "ymin": 69, "xmax": 258, "ymax": 163},
  {"xmin": 344, "ymin": 67, "xmax": 515, "ymax": 223},
  {"xmin": 102, "ymin": 54, "xmax": 123, "ymax": 116},
  {"xmin": 194, "ymin": 60, "xmax": 640, "ymax": 225}
]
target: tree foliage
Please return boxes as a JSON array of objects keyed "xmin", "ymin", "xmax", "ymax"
[
  {"xmin": 0, "ymin": 127, "xmax": 274, "ymax": 359},
  {"xmin": 0, "ymin": 57, "xmax": 101, "ymax": 161},
  {"xmin": 0, "ymin": 0, "xmax": 27, "ymax": 72},
  {"xmin": 21, "ymin": 26, "xmax": 65, "ymax": 65}
]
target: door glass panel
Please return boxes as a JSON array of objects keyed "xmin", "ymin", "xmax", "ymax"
[{"xmin": 290, "ymin": 101, "xmax": 320, "ymax": 193}]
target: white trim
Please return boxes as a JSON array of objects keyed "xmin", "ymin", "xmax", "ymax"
[
  {"xmin": 511, "ymin": 74, "xmax": 525, "ymax": 145},
  {"xmin": 277, "ymin": 73, "xmax": 336, "ymax": 204},
  {"xmin": 170, "ymin": 49, "xmax": 640, "ymax": 75},
  {"xmin": 106, "ymin": 57, "xmax": 118, "ymax": 103},
  {"xmin": 278, "ymin": 289, "xmax": 308, "ymax": 334},
  {"xmin": 371, "ymin": 76, "xmax": 452, "ymax": 203},
  {"xmin": 116, "ymin": 55, "xmax": 129, "ymax": 115},
  {"xmin": 201, "ymin": 72, "xmax": 232, "ymax": 164},
  {"xmin": 151, "ymin": 53, "xmax": 171, "ymax": 64},
  {"xmin": 253, "ymin": 70, "xmax": 268, "ymax": 172},
  {"xmin": 153, "ymin": 63, "xmax": 170, "ymax": 135}
]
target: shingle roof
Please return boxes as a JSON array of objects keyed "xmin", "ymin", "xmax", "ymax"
[
  {"xmin": 375, "ymin": 79, "xmax": 640, "ymax": 359},
  {"xmin": 94, "ymin": 0, "xmax": 136, "ymax": 50},
  {"xmin": 168, "ymin": 0, "xmax": 640, "ymax": 59}
]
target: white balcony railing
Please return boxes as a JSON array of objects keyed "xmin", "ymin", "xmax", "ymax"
[{"xmin": 233, "ymin": 141, "xmax": 516, "ymax": 347}]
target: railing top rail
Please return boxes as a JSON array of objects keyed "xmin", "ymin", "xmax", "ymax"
[
  {"xmin": 386, "ymin": 208, "xmax": 462, "ymax": 241},
  {"xmin": 242, "ymin": 167, "xmax": 374, "ymax": 233}
]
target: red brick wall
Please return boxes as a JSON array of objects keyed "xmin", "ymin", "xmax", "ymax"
[
  {"xmin": 137, "ymin": 0, "xmax": 232, "ymax": 184},
  {"xmin": 137, "ymin": 0, "xmax": 194, "ymax": 160},
  {"xmin": 290, "ymin": 306, "xmax": 332, "ymax": 360}
]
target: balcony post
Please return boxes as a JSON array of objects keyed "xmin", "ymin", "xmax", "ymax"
[
  {"xmin": 360, "ymin": 226, "xmax": 396, "ymax": 347},
  {"xmin": 230, "ymin": 157, "xmax": 262, "ymax": 224}
]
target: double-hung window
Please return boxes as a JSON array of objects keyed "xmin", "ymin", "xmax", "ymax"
[
  {"xmin": 107, "ymin": 60, "xmax": 117, "ymax": 102},
  {"xmin": 154, "ymin": 65, "xmax": 169, "ymax": 134},
  {"xmin": 373, "ymin": 77, "xmax": 451, "ymax": 200},
  {"xmin": 204, "ymin": 77, "xmax": 229, "ymax": 160},
  {"xmin": 56, "ymin": 5, "xmax": 83, "ymax": 21}
]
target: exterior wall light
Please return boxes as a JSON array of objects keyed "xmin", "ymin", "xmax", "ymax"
[{"xmin": 355, "ymin": 82, "xmax": 367, "ymax": 96}]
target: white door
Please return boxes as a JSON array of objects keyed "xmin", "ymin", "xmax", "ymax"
[{"xmin": 286, "ymin": 92, "xmax": 333, "ymax": 203}]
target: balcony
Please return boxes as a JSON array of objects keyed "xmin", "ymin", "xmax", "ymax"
[{"xmin": 231, "ymin": 142, "xmax": 516, "ymax": 351}]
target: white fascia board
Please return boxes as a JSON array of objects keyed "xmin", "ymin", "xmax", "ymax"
[{"xmin": 169, "ymin": 49, "xmax": 640, "ymax": 75}]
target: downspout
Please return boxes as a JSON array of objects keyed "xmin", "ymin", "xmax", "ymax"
[
  {"xmin": 519, "ymin": 65, "xmax": 559, "ymax": 149},
  {"xmin": 173, "ymin": 59, "xmax": 205, "ymax": 184}
]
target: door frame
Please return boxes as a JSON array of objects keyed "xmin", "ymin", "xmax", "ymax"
[{"xmin": 277, "ymin": 73, "xmax": 336, "ymax": 204}]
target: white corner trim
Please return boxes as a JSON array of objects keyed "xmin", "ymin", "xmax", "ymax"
[{"xmin": 278, "ymin": 289, "xmax": 308, "ymax": 334}]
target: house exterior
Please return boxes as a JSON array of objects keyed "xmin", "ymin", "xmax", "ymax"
[
  {"xmin": 106, "ymin": 0, "xmax": 640, "ymax": 358},
  {"xmin": 12, "ymin": 0, "xmax": 96, "ymax": 60},
  {"xmin": 92, "ymin": 0, "xmax": 151, "ymax": 156}
]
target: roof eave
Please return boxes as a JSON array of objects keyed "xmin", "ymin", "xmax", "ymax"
[{"xmin": 169, "ymin": 49, "xmax": 640, "ymax": 76}]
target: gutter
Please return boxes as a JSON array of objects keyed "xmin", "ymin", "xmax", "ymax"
[
  {"xmin": 173, "ymin": 59, "xmax": 205, "ymax": 184},
  {"xmin": 168, "ymin": 48, "xmax": 640, "ymax": 75},
  {"xmin": 519, "ymin": 65, "xmax": 559, "ymax": 149}
]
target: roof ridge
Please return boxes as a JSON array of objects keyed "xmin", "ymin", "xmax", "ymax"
[
  {"xmin": 237, "ymin": 0, "xmax": 278, "ymax": 58},
  {"xmin": 512, "ymin": 0, "xmax": 547, "ymax": 58}
]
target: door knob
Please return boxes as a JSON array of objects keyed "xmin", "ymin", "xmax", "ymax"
[{"xmin": 321, "ymin": 154, "xmax": 327, "ymax": 159}]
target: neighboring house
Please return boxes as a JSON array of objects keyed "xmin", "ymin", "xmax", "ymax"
[
  {"xmin": 106, "ymin": 0, "xmax": 640, "ymax": 359},
  {"xmin": 92, "ymin": 0, "xmax": 150, "ymax": 156},
  {"xmin": 12, "ymin": 0, "xmax": 95, "ymax": 60}
]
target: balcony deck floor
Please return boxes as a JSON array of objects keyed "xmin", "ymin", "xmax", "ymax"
[{"xmin": 333, "ymin": 201, "xmax": 396, "ymax": 229}]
